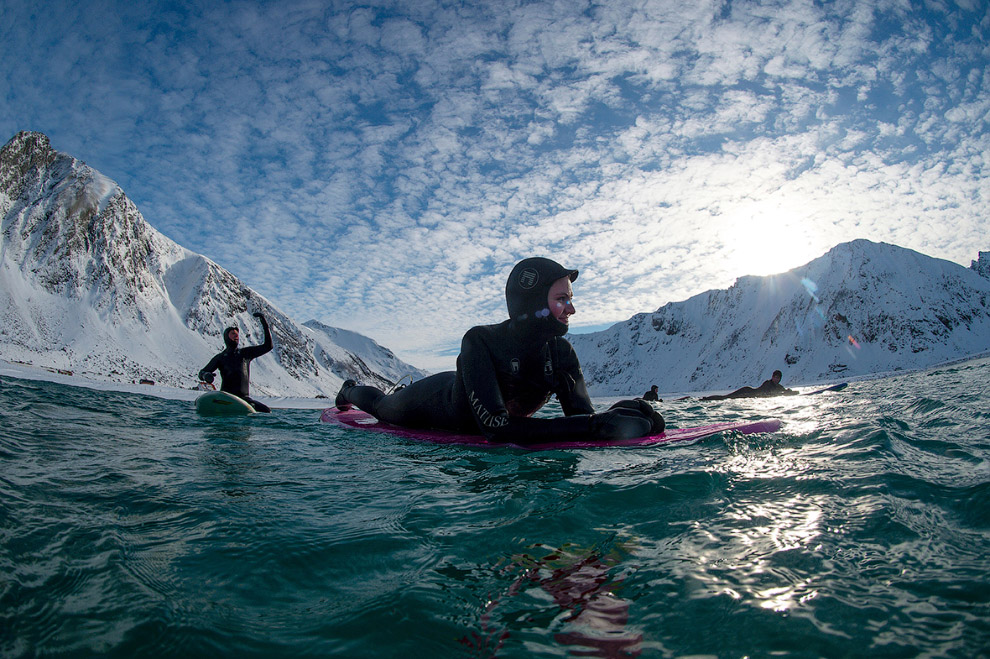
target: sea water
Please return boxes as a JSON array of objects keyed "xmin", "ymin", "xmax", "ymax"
[{"xmin": 1, "ymin": 358, "xmax": 989, "ymax": 658}]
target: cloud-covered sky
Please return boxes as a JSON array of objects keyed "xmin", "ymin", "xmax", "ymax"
[{"xmin": 2, "ymin": 0, "xmax": 987, "ymax": 370}]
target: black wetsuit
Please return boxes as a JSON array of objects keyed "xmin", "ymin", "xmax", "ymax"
[
  {"xmin": 200, "ymin": 315, "xmax": 273, "ymax": 413},
  {"xmin": 702, "ymin": 378, "xmax": 797, "ymax": 401},
  {"xmin": 642, "ymin": 389, "xmax": 660, "ymax": 401},
  {"xmin": 339, "ymin": 258, "xmax": 664, "ymax": 444}
]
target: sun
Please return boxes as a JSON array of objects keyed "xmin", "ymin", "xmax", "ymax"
[{"xmin": 721, "ymin": 197, "xmax": 823, "ymax": 278}]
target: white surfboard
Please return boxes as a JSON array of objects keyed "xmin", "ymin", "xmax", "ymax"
[{"xmin": 195, "ymin": 391, "xmax": 256, "ymax": 416}]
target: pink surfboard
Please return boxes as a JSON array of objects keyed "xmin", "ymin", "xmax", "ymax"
[{"xmin": 319, "ymin": 407, "xmax": 782, "ymax": 450}]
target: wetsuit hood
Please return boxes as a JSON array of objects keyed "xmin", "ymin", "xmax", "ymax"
[
  {"xmin": 505, "ymin": 257, "xmax": 578, "ymax": 338},
  {"xmin": 223, "ymin": 326, "xmax": 239, "ymax": 350}
]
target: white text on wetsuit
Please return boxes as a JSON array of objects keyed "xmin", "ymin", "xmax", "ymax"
[{"xmin": 468, "ymin": 390, "xmax": 508, "ymax": 428}]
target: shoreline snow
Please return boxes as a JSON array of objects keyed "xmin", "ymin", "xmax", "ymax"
[
  {"xmin": 6, "ymin": 351, "xmax": 988, "ymax": 410},
  {"xmin": 0, "ymin": 359, "xmax": 333, "ymax": 409}
]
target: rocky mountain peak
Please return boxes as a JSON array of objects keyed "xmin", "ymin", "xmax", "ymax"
[
  {"xmin": 973, "ymin": 252, "xmax": 990, "ymax": 279},
  {"xmin": 1, "ymin": 131, "xmax": 58, "ymax": 203},
  {"xmin": 2, "ymin": 131, "xmax": 171, "ymax": 313},
  {"xmin": 1, "ymin": 132, "xmax": 428, "ymax": 395}
]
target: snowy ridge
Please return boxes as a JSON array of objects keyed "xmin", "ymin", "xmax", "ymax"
[
  {"xmin": 3, "ymin": 132, "xmax": 988, "ymax": 399},
  {"xmin": 0, "ymin": 131, "xmax": 427, "ymax": 396},
  {"xmin": 303, "ymin": 320, "xmax": 430, "ymax": 388},
  {"xmin": 570, "ymin": 240, "xmax": 990, "ymax": 396}
]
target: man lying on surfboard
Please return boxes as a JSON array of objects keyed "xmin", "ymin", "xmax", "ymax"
[
  {"xmin": 199, "ymin": 312, "xmax": 273, "ymax": 413},
  {"xmin": 334, "ymin": 257, "xmax": 664, "ymax": 444},
  {"xmin": 701, "ymin": 369, "xmax": 799, "ymax": 401}
]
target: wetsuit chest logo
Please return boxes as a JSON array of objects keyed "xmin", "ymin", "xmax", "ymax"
[{"xmin": 510, "ymin": 358, "xmax": 520, "ymax": 376}]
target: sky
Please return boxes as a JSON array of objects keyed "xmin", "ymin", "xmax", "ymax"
[{"xmin": 2, "ymin": 0, "xmax": 988, "ymax": 371}]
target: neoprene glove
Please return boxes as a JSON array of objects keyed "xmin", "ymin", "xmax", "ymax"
[
  {"xmin": 609, "ymin": 399, "xmax": 665, "ymax": 433},
  {"xmin": 199, "ymin": 371, "xmax": 215, "ymax": 384},
  {"xmin": 591, "ymin": 400, "xmax": 666, "ymax": 440},
  {"xmin": 590, "ymin": 399, "xmax": 665, "ymax": 440}
]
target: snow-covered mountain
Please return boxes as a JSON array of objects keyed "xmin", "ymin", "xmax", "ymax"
[
  {"xmin": 302, "ymin": 320, "xmax": 427, "ymax": 389},
  {"xmin": 570, "ymin": 240, "xmax": 990, "ymax": 396},
  {"xmin": 0, "ymin": 131, "xmax": 428, "ymax": 396},
  {"xmin": 4, "ymin": 131, "xmax": 987, "ymax": 400}
]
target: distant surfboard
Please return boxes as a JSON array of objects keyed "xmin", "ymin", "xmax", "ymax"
[
  {"xmin": 688, "ymin": 381, "xmax": 849, "ymax": 401},
  {"xmin": 195, "ymin": 391, "xmax": 256, "ymax": 416},
  {"xmin": 804, "ymin": 382, "xmax": 848, "ymax": 395},
  {"xmin": 319, "ymin": 407, "xmax": 781, "ymax": 450}
]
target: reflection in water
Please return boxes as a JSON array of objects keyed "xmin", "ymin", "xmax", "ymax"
[
  {"xmin": 684, "ymin": 440, "xmax": 835, "ymax": 614},
  {"xmin": 692, "ymin": 487, "xmax": 827, "ymax": 614},
  {"xmin": 200, "ymin": 419, "xmax": 255, "ymax": 444},
  {"xmin": 463, "ymin": 540, "xmax": 642, "ymax": 657},
  {"xmin": 199, "ymin": 420, "xmax": 259, "ymax": 497},
  {"xmin": 732, "ymin": 497, "xmax": 822, "ymax": 613}
]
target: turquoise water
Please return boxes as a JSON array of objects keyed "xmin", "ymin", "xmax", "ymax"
[{"xmin": 2, "ymin": 358, "xmax": 989, "ymax": 658}]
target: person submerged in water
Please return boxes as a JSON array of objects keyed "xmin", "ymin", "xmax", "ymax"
[
  {"xmin": 641, "ymin": 385, "xmax": 661, "ymax": 402},
  {"xmin": 335, "ymin": 257, "xmax": 664, "ymax": 444},
  {"xmin": 199, "ymin": 312, "xmax": 273, "ymax": 413},
  {"xmin": 701, "ymin": 369, "xmax": 798, "ymax": 401}
]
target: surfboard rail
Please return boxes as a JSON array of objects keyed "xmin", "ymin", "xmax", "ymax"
[
  {"xmin": 196, "ymin": 391, "xmax": 256, "ymax": 416},
  {"xmin": 319, "ymin": 407, "xmax": 781, "ymax": 450}
]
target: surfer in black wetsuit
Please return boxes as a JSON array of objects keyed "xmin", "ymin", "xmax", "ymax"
[
  {"xmin": 641, "ymin": 385, "xmax": 661, "ymax": 401},
  {"xmin": 335, "ymin": 257, "xmax": 664, "ymax": 444},
  {"xmin": 199, "ymin": 313, "xmax": 273, "ymax": 413},
  {"xmin": 701, "ymin": 370, "xmax": 798, "ymax": 401}
]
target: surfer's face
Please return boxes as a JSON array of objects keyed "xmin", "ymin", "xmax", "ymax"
[
  {"xmin": 227, "ymin": 329, "xmax": 239, "ymax": 344},
  {"xmin": 547, "ymin": 276, "xmax": 575, "ymax": 325}
]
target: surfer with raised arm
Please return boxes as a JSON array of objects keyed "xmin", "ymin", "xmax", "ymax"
[
  {"xmin": 334, "ymin": 257, "xmax": 664, "ymax": 444},
  {"xmin": 701, "ymin": 369, "xmax": 798, "ymax": 401},
  {"xmin": 199, "ymin": 312, "xmax": 274, "ymax": 413}
]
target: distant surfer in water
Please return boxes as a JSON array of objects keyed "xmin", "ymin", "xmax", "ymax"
[
  {"xmin": 335, "ymin": 257, "xmax": 664, "ymax": 444},
  {"xmin": 701, "ymin": 369, "xmax": 798, "ymax": 401},
  {"xmin": 199, "ymin": 312, "xmax": 273, "ymax": 413},
  {"xmin": 641, "ymin": 385, "xmax": 661, "ymax": 401}
]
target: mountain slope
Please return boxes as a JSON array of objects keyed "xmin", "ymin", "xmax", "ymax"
[
  {"xmin": 569, "ymin": 240, "xmax": 990, "ymax": 395},
  {"xmin": 4, "ymin": 132, "xmax": 986, "ymax": 399},
  {"xmin": 0, "ymin": 131, "xmax": 426, "ymax": 395}
]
